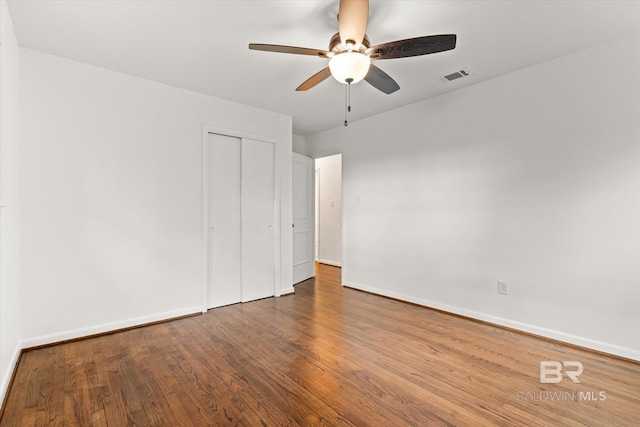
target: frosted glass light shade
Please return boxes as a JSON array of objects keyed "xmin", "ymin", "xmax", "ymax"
[{"xmin": 329, "ymin": 52, "xmax": 371, "ymax": 84}]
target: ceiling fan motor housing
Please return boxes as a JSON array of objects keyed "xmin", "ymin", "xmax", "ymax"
[{"xmin": 329, "ymin": 32, "xmax": 370, "ymax": 53}]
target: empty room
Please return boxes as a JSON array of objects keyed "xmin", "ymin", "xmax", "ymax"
[{"xmin": 1, "ymin": 0, "xmax": 639, "ymax": 425}]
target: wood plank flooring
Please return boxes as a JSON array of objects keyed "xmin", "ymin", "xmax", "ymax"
[{"xmin": 2, "ymin": 264, "xmax": 639, "ymax": 426}]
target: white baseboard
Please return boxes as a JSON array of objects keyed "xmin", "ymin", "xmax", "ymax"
[
  {"xmin": 317, "ymin": 259, "xmax": 342, "ymax": 267},
  {"xmin": 0, "ymin": 342, "xmax": 22, "ymax": 407},
  {"xmin": 20, "ymin": 306, "xmax": 202, "ymax": 350},
  {"xmin": 343, "ymin": 280, "xmax": 640, "ymax": 362},
  {"xmin": 280, "ymin": 286, "xmax": 295, "ymax": 296}
]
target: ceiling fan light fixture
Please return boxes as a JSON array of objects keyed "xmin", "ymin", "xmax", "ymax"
[{"xmin": 329, "ymin": 52, "xmax": 371, "ymax": 84}]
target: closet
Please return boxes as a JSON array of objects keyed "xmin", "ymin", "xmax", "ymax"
[{"xmin": 206, "ymin": 133, "xmax": 275, "ymax": 308}]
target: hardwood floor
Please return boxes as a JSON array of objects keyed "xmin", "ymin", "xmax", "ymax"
[{"xmin": 2, "ymin": 264, "xmax": 639, "ymax": 426}]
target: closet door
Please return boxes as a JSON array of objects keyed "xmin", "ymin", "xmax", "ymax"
[
  {"xmin": 207, "ymin": 133, "xmax": 242, "ymax": 308},
  {"xmin": 241, "ymin": 138, "xmax": 275, "ymax": 302}
]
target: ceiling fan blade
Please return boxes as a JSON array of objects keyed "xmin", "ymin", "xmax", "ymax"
[
  {"xmin": 296, "ymin": 67, "xmax": 332, "ymax": 91},
  {"xmin": 367, "ymin": 34, "xmax": 456, "ymax": 60},
  {"xmin": 249, "ymin": 43, "xmax": 330, "ymax": 58},
  {"xmin": 364, "ymin": 64, "xmax": 400, "ymax": 94},
  {"xmin": 338, "ymin": 0, "xmax": 369, "ymax": 47}
]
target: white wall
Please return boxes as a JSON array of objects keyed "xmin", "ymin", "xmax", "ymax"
[
  {"xmin": 19, "ymin": 48, "xmax": 293, "ymax": 346},
  {"xmin": 292, "ymin": 134, "xmax": 307, "ymax": 156},
  {"xmin": 0, "ymin": 0, "xmax": 21, "ymax": 403},
  {"xmin": 316, "ymin": 154, "xmax": 342, "ymax": 266},
  {"xmin": 306, "ymin": 35, "xmax": 640, "ymax": 360}
]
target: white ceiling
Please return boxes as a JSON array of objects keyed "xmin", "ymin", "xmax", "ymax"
[{"xmin": 7, "ymin": 0, "xmax": 640, "ymax": 136}]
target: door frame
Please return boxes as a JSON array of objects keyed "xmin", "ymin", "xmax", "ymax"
[
  {"xmin": 312, "ymin": 150, "xmax": 344, "ymax": 277},
  {"xmin": 201, "ymin": 124, "xmax": 281, "ymax": 313}
]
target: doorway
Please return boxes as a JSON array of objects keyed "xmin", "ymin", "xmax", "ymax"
[{"xmin": 315, "ymin": 154, "xmax": 342, "ymax": 267}]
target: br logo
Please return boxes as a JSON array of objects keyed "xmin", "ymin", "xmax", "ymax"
[{"xmin": 540, "ymin": 361, "xmax": 583, "ymax": 384}]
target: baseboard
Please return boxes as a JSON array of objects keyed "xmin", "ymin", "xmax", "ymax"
[
  {"xmin": 317, "ymin": 259, "xmax": 342, "ymax": 267},
  {"xmin": 343, "ymin": 280, "xmax": 640, "ymax": 362},
  {"xmin": 20, "ymin": 306, "xmax": 202, "ymax": 350},
  {"xmin": 0, "ymin": 343, "xmax": 22, "ymax": 413},
  {"xmin": 280, "ymin": 286, "xmax": 295, "ymax": 296}
]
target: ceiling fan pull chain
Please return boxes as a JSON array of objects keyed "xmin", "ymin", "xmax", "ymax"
[
  {"xmin": 344, "ymin": 82, "xmax": 353, "ymax": 127},
  {"xmin": 344, "ymin": 83, "xmax": 348, "ymax": 126}
]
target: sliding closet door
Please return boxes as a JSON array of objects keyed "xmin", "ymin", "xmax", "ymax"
[
  {"xmin": 206, "ymin": 134, "xmax": 275, "ymax": 308},
  {"xmin": 207, "ymin": 133, "xmax": 242, "ymax": 308},
  {"xmin": 241, "ymin": 139, "xmax": 275, "ymax": 302}
]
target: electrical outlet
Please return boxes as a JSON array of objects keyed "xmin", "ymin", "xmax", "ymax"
[{"xmin": 498, "ymin": 280, "xmax": 509, "ymax": 295}]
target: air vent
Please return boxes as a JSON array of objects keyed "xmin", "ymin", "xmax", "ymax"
[{"xmin": 441, "ymin": 69, "xmax": 470, "ymax": 83}]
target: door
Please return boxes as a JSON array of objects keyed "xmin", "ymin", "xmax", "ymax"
[
  {"xmin": 241, "ymin": 139, "xmax": 275, "ymax": 302},
  {"xmin": 207, "ymin": 133, "xmax": 242, "ymax": 308},
  {"xmin": 206, "ymin": 134, "xmax": 275, "ymax": 308},
  {"xmin": 292, "ymin": 153, "xmax": 315, "ymax": 284}
]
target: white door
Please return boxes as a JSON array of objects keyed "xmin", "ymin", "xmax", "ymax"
[
  {"xmin": 206, "ymin": 134, "xmax": 275, "ymax": 308},
  {"xmin": 292, "ymin": 153, "xmax": 315, "ymax": 284},
  {"xmin": 207, "ymin": 133, "xmax": 242, "ymax": 308},
  {"xmin": 241, "ymin": 139, "xmax": 275, "ymax": 302}
]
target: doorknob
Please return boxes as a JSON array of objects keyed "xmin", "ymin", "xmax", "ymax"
[
  {"xmin": 268, "ymin": 225, "xmax": 273, "ymax": 230},
  {"xmin": 292, "ymin": 224, "xmax": 295, "ymax": 228},
  {"xmin": 209, "ymin": 227, "xmax": 214, "ymax": 232}
]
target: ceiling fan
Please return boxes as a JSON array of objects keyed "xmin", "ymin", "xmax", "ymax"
[{"xmin": 249, "ymin": 0, "xmax": 457, "ymax": 95}]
